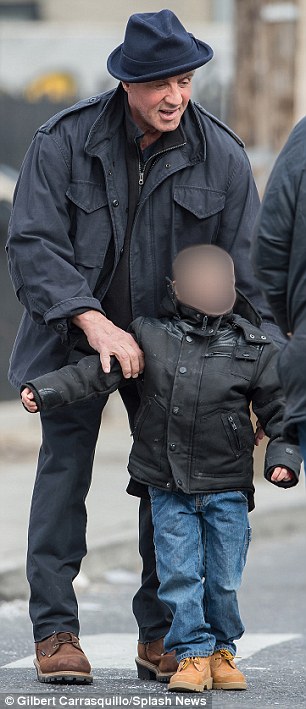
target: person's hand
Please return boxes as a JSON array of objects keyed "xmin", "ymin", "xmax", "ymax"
[
  {"xmin": 255, "ymin": 420, "xmax": 265, "ymax": 446},
  {"xmin": 270, "ymin": 466, "xmax": 295, "ymax": 482},
  {"xmin": 21, "ymin": 387, "xmax": 38, "ymax": 413},
  {"xmin": 72, "ymin": 310, "xmax": 145, "ymax": 378}
]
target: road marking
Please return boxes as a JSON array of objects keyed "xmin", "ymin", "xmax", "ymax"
[{"xmin": 2, "ymin": 632, "xmax": 301, "ymax": 669}]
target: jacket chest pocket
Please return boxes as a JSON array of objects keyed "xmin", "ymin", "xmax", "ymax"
[
  {"xmin": 231, "ymin": 346, "xmax": 260, "ymax": 381},
  {"xmin": 66, "ymin": 181, "xmax": 112, "ymax": 267},
  {"xmin": 172, "ymin": 186, "xmax": 226, "ymax": 248}
]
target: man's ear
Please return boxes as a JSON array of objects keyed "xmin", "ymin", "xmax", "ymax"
[{"xmin": 121, "ymin": 81, "xmax": 130, "ymax": 93}]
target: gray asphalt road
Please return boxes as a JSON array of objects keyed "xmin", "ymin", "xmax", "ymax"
[{"xmin": 0, "ymin": 531, "xmax": 305, "ymax": 709}]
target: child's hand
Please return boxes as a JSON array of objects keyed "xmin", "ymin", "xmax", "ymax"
[
  {"xmin": 21, "ymin": 387, "xmax": 38, "ymax": 413},
  {"xmin": 270, "ymin": 466, "xmax": 295, "ymax": 482}
]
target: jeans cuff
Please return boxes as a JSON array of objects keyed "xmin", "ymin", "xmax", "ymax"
[
  {"xmin": 214, "ymin": 645, "xmax": 236, "ymax": 656},
  {"xmin": 176, "ymin": 651, "xmax": 214, "ymax": 662}
]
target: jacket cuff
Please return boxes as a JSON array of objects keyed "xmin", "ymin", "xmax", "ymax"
[
  {"xmin": 264, "ymin": 440, "xmax": 302, "ymax": 486},
  {"xmin": 44, "ymin": 297, "xmax": 105, "ymax": 341}
]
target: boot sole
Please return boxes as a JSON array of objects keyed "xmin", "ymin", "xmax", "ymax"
[
  {"xmin": 34, "ymin": 659, "xmax": 93, "ymax": 684},
  {"xmin": 135, "ymin": 657, "xmax": 175, "ymax": 683},
  {"xmin": 213, "ymin": 681, "xmax": 247, "ymax": 690},
  {"xmin": 168, "ymin": 678, "xmax": 213, "ymax": 692}
]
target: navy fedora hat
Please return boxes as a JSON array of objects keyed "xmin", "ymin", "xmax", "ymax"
[{"xmin": 107, "ymin": 9, "xmax": 213, "ymax": 83}]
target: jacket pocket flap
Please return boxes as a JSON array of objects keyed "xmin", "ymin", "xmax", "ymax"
[
  {"xmin": 234, "ymin": 346, "xmax": 260, "ymax": 361},
  {"xmin": 173, "ymin": 186, "xmax": 226, "ymax": 219},
  {"xmin": 66, "ymin": 182, "xmax": 108, "ymax": 213}
]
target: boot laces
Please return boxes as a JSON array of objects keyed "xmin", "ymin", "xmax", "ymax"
[
  {"xmin": 219, "ymin": 649, "xmax": 235, "ymax": 661},
  {"xmin": 180, "ymin": 657, "xmax": 202, "ymax": 671}
]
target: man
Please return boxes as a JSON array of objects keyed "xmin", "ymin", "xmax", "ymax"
[
  {"xmin": 253, "ymin": 117, "xmax": 306, "ymax": 463},
  {"xmin": 7, "ymin": 9, "xmax": 281, "ymax": 685}
]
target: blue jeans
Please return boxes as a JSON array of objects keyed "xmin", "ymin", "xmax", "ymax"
[{"xmin": 148, "ymin": 487, "xmax": 251, "ymax": 662}]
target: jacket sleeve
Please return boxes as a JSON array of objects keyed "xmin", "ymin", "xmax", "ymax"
[
  {"xmin": 217, "ymin": 149, "xmax": 285, "ymax": 346},
  {"xmin": 250, "ymin": 345, "xmax": 302, "ymax": 486},
  {"xmin": 22, "ymin": 355, "xmax": 126, "ymax": 411},
  {"xmin": 6, "ymin": 131, "xmax": 103, "ymax": 335},
  {"xmin": 251, "ymin": 125, "xmax": 303, "ymax": 336}
]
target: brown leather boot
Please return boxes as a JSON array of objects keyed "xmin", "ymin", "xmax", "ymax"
[
  {"xmin": 210, "ymin": 649, "xmax": 247, "ymax": 690},
  {"xmin": 136, "ymin": 638, "xmax": 178, "ymax": 682},
  {"xmin": 168, "ymin": 657, "xmax": 212, "ymax": 692},
  {"xmin": 34, "ymin": 632, "xmax": 93, "ymax": 683}
]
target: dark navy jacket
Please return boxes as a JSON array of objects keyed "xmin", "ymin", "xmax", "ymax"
[
  {"xmin": 7, "ymin": 84, "xmax": 280, "ymax": 388},
  {"xmin": 253, "ymin": 117, "xmax": 306, "ymax": 442}
]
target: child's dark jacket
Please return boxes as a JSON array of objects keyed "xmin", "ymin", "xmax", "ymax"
[{"xmin": 23, "ymin": 291, "xmax": 301, "ymax": 510}]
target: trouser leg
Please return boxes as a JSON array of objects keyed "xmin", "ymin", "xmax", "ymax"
[
  {"xmin": 132, "ymin": 498, "xmax": 173, "ymax": 643},
  {"xmin": 202, "ymin": 491, "xmax": 251, "ymax": 656},
  {"xmin": 149, "ymin": 488, "xmax": 215, "ymax": 661},
  {"xmin": 118, "ymin": 382, "xmax": 173, "ymax": 644},
  {"xmin": 27, "ymin": 395, "xmax": 108, "ymax": 641}
]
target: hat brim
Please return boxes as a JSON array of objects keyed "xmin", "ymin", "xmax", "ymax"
[{"xmin": 107, "ymin": 37, "xmax": 213, "ymax": 83}]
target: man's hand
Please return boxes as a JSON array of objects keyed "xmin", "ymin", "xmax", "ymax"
[
  {"xmin": 270, "ymin": 466, "xmax": 295, "ymax": 482},
  {"xmin": 72, "ymin": 310, "xmax": 145, "ymax": 378},
  {"xmin": 21, "ymin": 387, "xmax": 38, "ymax": 413}
]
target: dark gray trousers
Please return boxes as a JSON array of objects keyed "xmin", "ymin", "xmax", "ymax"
[{"xmin": 27, "ymin": 381, "xmax": 171, "ymax": 642}]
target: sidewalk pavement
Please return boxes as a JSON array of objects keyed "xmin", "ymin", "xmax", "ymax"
[{"xmin": 0, "ymin": 395, "xmax": 305, "ymax": 601}]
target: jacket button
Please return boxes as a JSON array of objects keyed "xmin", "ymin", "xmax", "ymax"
[
  {"xmin": 169, "ymin": 443, "xmax": 176, "ymax": 451},
  {"xmin": 112, "ymin": 199, "xmax": 119, "ymax": 207},
  {"xmin": 177, "ymin": 479, "xmax": 182, "ymax": 486},
  {"xmin": 186, "ymin": 335, "xmax": 193, "ymax": 342},
  {"xmin": 260, "ymin": 335, "xmax": 267, "ymax": 340},
  {"xmin": 165, "ymin": 163, "xmax": 171, "ymax": 168},
  {"xmin": 88, "ymin": 97, "xmax": 97, "ymax": 103},
  {"xmin": 172, "ymin": 406, "xmax": 179, "ymax": 414},
  {"xmin": 166, "ymin": 482, "xmax": 171, "ymax": 488},
  {"xmin": 179, "ymin": 366, "xmax": 187, "ymax": 374},
  {"xmin": 55, "ymin": 323, "xmax": 66, "ymax": 332},
  {"xmin": 249, "ymin": 334, "xmax": 255, "ymax": 339}
]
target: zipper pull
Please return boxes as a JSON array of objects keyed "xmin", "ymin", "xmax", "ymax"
[
  {"xmin": 202, "ymin": 315, "xmax": 208, "ymax": 331},
  {"xmin": 139, "ymin": 169, "xmax": 144, "ymax": 186},
  {"xmin": 228, "ymin": 415, "xmax": 238, "ymax": 431}
]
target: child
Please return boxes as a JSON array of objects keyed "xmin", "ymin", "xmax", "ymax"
[{"xmin": 21, "ymin": 245, "xmax": 301, "ymax": 693}]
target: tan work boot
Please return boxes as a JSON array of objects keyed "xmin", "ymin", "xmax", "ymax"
[
  {"xmin": 210, "ymin": 649, "xmax": 247, "ymax": 690},
  {"xmin": 168, "ymin": 656, "xmax": 212, "ymax": 692},
  {"xmin": 34, "ymin": 631, "xmax": 93, "ymax": 684},
  {"xmin": 136, "ymin": 638, "xmax": 178, "ymax": 682}
]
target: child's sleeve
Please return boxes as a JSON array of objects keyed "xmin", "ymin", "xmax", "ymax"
[
  {"xmin": 20, "ymin": 355, "xmax": 125, "ymax": 412},
  {"xmin": 251, "ymin": 345, "xmax": 302, "ymax": 487}
]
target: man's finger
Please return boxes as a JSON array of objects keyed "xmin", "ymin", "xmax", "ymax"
[{"xmin": 100, "ymin": 350, "xmax": 111, "ymax": 374}]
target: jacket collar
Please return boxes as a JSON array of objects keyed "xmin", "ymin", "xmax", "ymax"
[{"xmin": 159, "ymin": 279, "xmax": 271, "ymax": 342}]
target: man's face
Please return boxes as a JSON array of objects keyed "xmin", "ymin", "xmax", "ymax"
[{"xmin": 122, "ymin": 72, "xmax": 193, "ymax": 134}]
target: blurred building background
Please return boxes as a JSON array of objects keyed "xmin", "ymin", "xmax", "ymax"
[{"xmin": 1, "ymin": 0, "xmax": 306, "ymax": 399}]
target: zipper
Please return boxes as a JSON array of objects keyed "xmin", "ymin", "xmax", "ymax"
[
  {"xmin": 137, "ymin": 140, "xmax": 187, "ymax": 190},
  {"xmin": 228, "ymin": 415, "xmax": 241, "ymax": 450}
]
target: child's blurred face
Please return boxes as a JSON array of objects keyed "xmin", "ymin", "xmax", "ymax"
[{"xmin": 173, "ymin": 248, "xmax": 236, "ymax": 316}]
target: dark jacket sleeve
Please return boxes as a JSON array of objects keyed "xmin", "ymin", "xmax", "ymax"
[
  {"xmin": 22, "ymin": 355, "xmax": 126, "ymax": 412},
  {"xmin": 216, "ymin": 149, "xmax": 285, "ymax": 346},
  {"xmin": 21, "ymin": 318, "xmax": 145, "ymax": 411},
  {"xmin": 20, "ymin": 355, "xmax": 127, "ymax": 411},
  {"xmin": 250, "ymin": 344, "xmax": 302, "ymax": 486},
  {"xmin": 252, "ymin": 119, "xmax": 306, "ymax": 336},
  {"xmin": 6, "ymin": 131, "xmax": 103, "ymax": 334}
]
